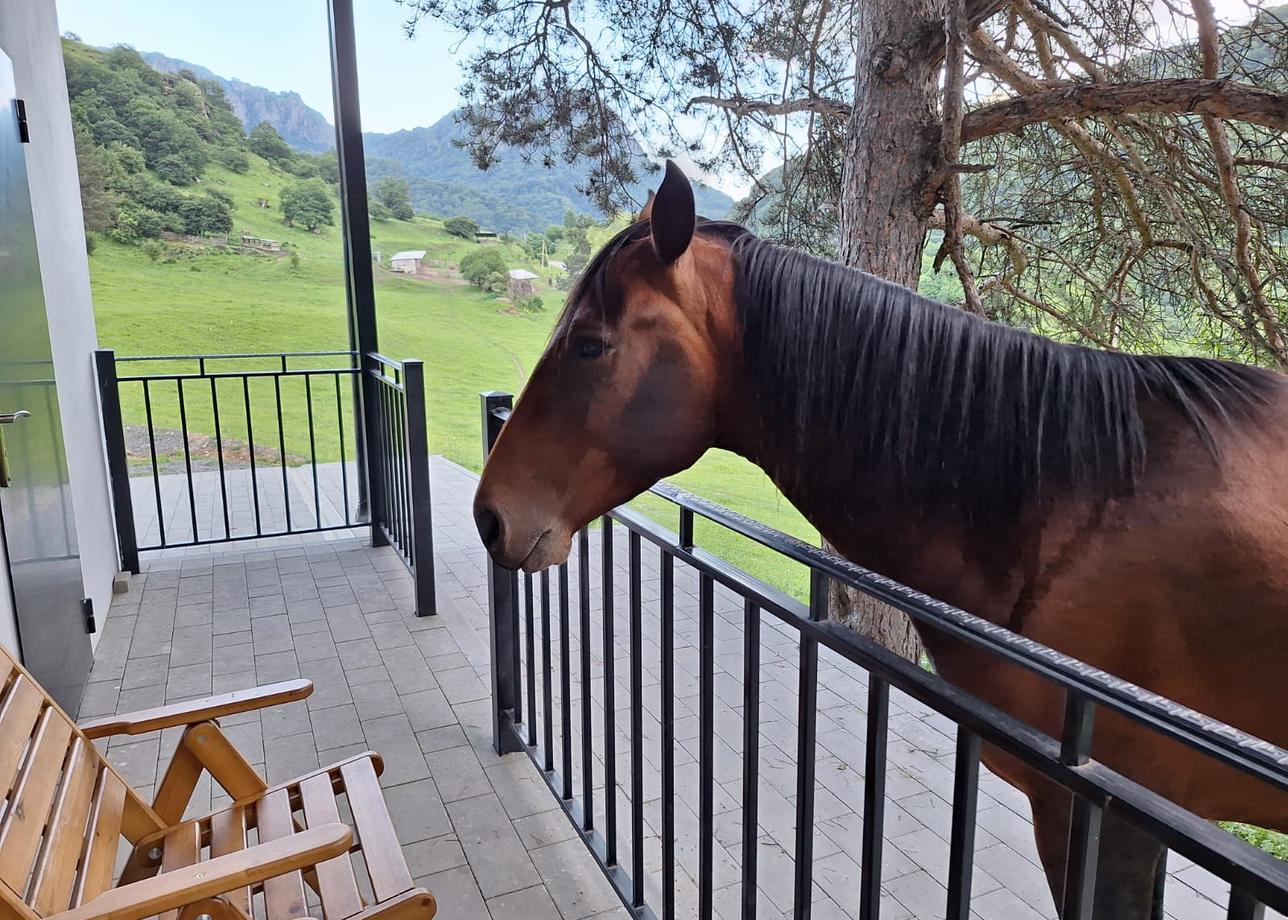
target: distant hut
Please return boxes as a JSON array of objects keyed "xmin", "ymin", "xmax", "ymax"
[
  {"xmin": 507, "ymin": 269, "xmax": 539, "ymax": 297},
  {"xmin": 240, "ymin": 234, "xmax": 282, "ymax": 252},
  {"xmin": 475, "ymin": 231, "xmax": 499, "ymax": 244},
  {"xmin": 389, "ymin": 250, "xmax": 426, "ymax": 274}
]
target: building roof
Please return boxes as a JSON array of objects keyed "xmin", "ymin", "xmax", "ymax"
[
  {"xmin": 508, "ymin": 269, "xmax": 539, "ymax": 281},
  {"xmin": 390, "ymin": 250, "xmax": 426, "ymax": 261}
]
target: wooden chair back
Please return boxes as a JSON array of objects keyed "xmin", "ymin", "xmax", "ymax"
[{"xmin": 0, "ymin": 645, "xmax": 161, "ymax": 919}]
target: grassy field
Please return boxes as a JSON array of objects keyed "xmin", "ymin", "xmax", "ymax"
[{"xmin": 92, "ymin": 157, "xmax": 819, "ymax": 598}]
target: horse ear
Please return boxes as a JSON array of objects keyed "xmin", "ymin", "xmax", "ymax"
[
  {"xmin": 637, "ymin": 190, "xmax": 656, "ymax": 222},
  {"xmin": 649, "ymin": 160, "xmax": 695, "ymax": 266}
]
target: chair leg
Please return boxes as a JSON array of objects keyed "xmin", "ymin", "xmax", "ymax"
[
  {"xmin": 177, "ymin": 896, "xmax": 256, "ymax": 920},
  {"xmin": 182, "ymin": 721, "xmax": 268, "ymax": 802}
]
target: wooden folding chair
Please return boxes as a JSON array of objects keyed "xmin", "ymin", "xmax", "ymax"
[{"xmin": 0, "ymin": 644, "xmax": 436, "ymax": 920}]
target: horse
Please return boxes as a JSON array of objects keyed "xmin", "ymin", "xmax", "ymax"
[{"xmin": 472, "ymin": 160, "xmax": 1288, "ymax": 919}]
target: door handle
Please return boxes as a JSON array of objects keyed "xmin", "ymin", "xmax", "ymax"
[{"xmin": 0, "ymin": 410, "xmax": 31, "ymax": 424}]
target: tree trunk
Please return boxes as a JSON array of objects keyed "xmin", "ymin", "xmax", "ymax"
[{"xmin": 830, "ymin": 0, "xmax": 947, "ymax": 662}]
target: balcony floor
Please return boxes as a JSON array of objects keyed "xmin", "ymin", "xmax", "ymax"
[{"xmin": 79, "ymin": 458, "xmax": 1272, "ymax": 920}]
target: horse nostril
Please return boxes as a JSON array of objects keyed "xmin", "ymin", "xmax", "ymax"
[{"xmin": 475, "ymin": 504, "xmax": 504, "ymax": 552}]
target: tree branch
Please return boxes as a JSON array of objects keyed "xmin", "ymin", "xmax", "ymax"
[
  {"xmin": 685, "ymin": 93, "xmax": 850, "ymax": 118},
  {"xmin": 961, "ymin": 79, "xmax": 1288, "ymax": 143}
]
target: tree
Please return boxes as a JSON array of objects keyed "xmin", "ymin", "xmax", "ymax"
[
  {"xmin": 72, "ymin": 123, "xmax": 116, "ymax": 231},
  {"xmin": 544, "ymin": 225, "xmax": 564, "ymax": 244},
  {"xmin": 460, "ymin": 247, "xmax": 509, "ymax": 289},
  {"xmin": 403, "ymin": 0, "xmax": 1288, "ymax": 659},
  {"xmin": 444, "ymin": 215, "xmax": 480, "ymax": 239},
  {"xmin": 280, "ymin": 178, "xmax": 335, "ymax": 230},
  {"xmin": 248, "ymin": 121, "xmax": 294, "ymax": 164},
  {"xmin": 374, "ymin": 176, "xmax": 415, "ymax": 220}
]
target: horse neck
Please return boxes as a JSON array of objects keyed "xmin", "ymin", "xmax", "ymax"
[{"xmin": 710, "ymin": 291, "xmax": 1027, "ymax": 616}]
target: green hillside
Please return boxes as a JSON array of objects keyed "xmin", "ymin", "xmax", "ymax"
[{"xmin": 84, "ymin": 142, "xmax": 819, "ymax": 598}]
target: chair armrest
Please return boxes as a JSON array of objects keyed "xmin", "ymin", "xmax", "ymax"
[
  {"xmin": 78, "ymin": 680, "xmax": 313, "ymax": 739},
  {"xmin": 51, "ymin": 823, "xmax": 351, "ymax": 920}
]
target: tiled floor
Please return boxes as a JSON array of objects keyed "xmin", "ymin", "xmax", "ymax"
[{"xmin": 79, "ymin": 457, "xmax": 1276, "ymax": 920}]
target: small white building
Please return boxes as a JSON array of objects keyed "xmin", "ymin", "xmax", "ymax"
[
  {"xmin": 508, "ymin": 268, "xmax": 539, "ymax": 296},
  {"xmin": 389, "ymin": 250, "xmax": 426, "ymax": 274}
]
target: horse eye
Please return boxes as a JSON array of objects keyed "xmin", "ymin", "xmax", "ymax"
[{"xmin": 575, "ymin": 338, "xmax": 607, "ymax": 359}]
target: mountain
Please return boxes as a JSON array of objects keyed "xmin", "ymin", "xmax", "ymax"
[
  {"xmin": 137, "ymin": 52, "xmax": 734, "ymax": 233},
  {"xmin": 140, "ymin": 51, "xmax": 335, "ymax": 153},
  {"xmin": 363, "ymin": 114, "xmax": 734, "ymax": 233}
]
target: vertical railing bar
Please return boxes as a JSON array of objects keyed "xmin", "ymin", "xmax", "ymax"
[
  {"xmin": 176, "ymin": 378, "xmax": 199, "ymax": 544},
  {"xmin": 679, "ymin": 507, "xmax": 694, "ymax": 550},
  {"xmin": 945, "ymin": 728, "xmax": 982, "ymax": 920},
  {"xmin": 209, "ymin": 376, "xmax": 231, "ymax": 541},
  {"xmin": 273, "ymin": 375, "xmax": 291, "ymax": 533},
  {"xmin": 859, "ymin": 676, "xmax": 889, "ymax": 920},
  {"xmin": 243, "ymin": 376, "xmax": 262, "ymax": 538},
  {"xmin": 699, "ymin": 572, "xmax": 715, "ymax": 920},
  {"xmin": 793, "ymin": 570, "xmax": 824, "ymax": 920},
  {"xmin": 1227, "ymin": 889, "xmax": 1266, "ymax": 920},
  {"xmin": 559, "ymin": 563, "xmax": 574, "ymax": 800},
  {"xmin": 661, "ymin": 549, "xmax": 676, "ymax": 920},
  {"xmin": 335, "ymin": 373, "xmax": 351, "ymax": 524},
  {"xmin": 602, "ymin": 517, "xmax": 618, "ymax": 866},
  {"xmin": 741, "ymin": 599, "xmax": 761, "ymax": 920},
  {"xmin": 396, "ymin": 385, "xmax": 409, "ymax": 548},
  {"xmin": 579, "ymin": 529, "xmax": 595, "ymax": 831},
  {"xmin": 305, "ymin": 374, "xmax": 321, "ymax": 528},
  {"xmin": 629, "ymin": 530, "xmax": 645, "ymax": 908},
  {"xmin": 1060, "ymin": 693, "xmax": 1101, "ymax": 920},
  {"xmin": 388, "ymin": 384, "xmax": 404, "ymax": 545},
  {"xmin": 542, "ymin": 569, "xmax": 555, "ymax": 773},
  {"xmin": 524, "ymin": 573, "xmax": 536, "ymax": 743},
  {"xmin": 379, "ymin": 381, "xmax": 395, "ymax": 543},
  {"xmin": 142, "ymin": 379, "xmax": 166, "ymax": 548}
]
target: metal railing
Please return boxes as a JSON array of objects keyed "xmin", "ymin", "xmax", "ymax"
[
  {"xmin": 367, "ymin": 353, "xmax": 436, "ymax": 617},
  {"xmin": 95, "ymin": 349, "xmax": 435, "ymax": 615},
  {"xmin": 479, "ymin": 391, "xmax": 1288, "ymax": 920}
]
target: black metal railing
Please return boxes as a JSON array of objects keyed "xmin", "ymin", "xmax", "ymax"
[
  {"xmin": 479, "ymin": 391, "xmax": 1288, "ymax": 920},
  {"xmin": 95, "ymin": 349, "xmax": 435, "ymax": 615},
  {"xmin": 367, "ymin": 353, "xmax": 436, "ymax": 617}
]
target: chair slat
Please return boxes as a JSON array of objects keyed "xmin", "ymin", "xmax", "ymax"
[
  {"xmin": 158, "ymin": 821, "xmax": 201, "ymax": 920},
  {"xmin": 210, "ymin": 805, "xmax": 251, "ymax": 916},
  {"xmin": 72, "ymin": 770, "xmax": 126, "ymax": 907},
  {"xmin": 257, "ymin": 788, "xmax": 309, "ymax": 920},
  {"xmin": 28, "ymin": 739, "xmax": 99, "ymax": 914},
  {"xmin": 339, "ymin": 760, "xmax": 412, "ymax": 902},
  {"xmin": 0, "ymin": 676, "xmax": 45, "ymax": 801},
  {"xmin": 0, "ymin": 707, "xmax": 74, "ymax": 891},
  {"xmin": 299, "ymin": 773, "xmax": 364, "ymax": 920}
]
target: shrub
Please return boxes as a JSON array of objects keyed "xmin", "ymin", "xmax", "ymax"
[
  {"xmin": 516, "ymin": 295, "xmax": 545, "ymax": 313},
  {"xmin": 459, "ymin": 247, "xmax": 508, "ymax": 290},
  {"xmin": 280, "ymin": 178, "xmax": 335, "ymax": 230},
  {"xmin": 248, "ymin": 121, "xmax": 293, "ymax": 164},
  {"xmin": 85, "ymin": 232, "xmax": 96, "ymax": 255},
  {"xmin": 214, "ymin": 146, "xmax": 250, "ymax": 173},
  {"xmin": 444, "ymin": 216, "xmax": 479, "ymax": 239},
  {"xmin": 140, "ymin": 240, "xmax": 165, "ymax": 261}
]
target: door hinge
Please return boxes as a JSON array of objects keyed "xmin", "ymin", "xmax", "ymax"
[
  {"xmin": 82, "ymin": 598, "xmax": 97, "ymax": 634},
  {"xmin": 15, "ymin": 99, "xmax": 30, "ymax": 143}
]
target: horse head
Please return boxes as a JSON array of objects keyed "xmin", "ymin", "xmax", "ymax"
[{"xmin": 473, "ymin": 162, "xmax": 737, "ymax": 571}]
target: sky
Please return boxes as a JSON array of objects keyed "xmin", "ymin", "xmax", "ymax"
[{"xmin": 53, "ymin": 0, "xmax": 466, "ymax": 134}]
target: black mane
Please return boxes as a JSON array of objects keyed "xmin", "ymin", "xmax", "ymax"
[
  {"xmin": 731, "ymin": 231, "xmax": 1274, "ymax": 529},
  {"xmin": 562, "ymin": 222, "xmax": 1275, "ymax": 530}
]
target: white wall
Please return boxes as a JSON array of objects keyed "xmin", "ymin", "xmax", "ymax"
[{"xmin": 0, "ymin": 0, "xmax": 119, "ymax": 647}]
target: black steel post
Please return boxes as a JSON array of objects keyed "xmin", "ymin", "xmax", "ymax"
[
  {"xmin": 482, "ymin": 392, "xmax": 522, "ymax": 754},
  {"xmin": 402, "ymin": 360, "xmax": 436, "ymax": 616},
  {"xmin": 326, "ymin": 0, "xmax": 380, "ymax": 533},
  {"xmin": 93, "ymin": 350, "xmax": 139, "ymax": 574}
]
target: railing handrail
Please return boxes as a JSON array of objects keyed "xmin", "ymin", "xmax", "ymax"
[
  {"xmin": 115, "ymin": 350, "xmax": 358, "ymax": 363},
  {"xmin": 487, "ymin": 403, "xmax": 1288, "ymax": 793}
]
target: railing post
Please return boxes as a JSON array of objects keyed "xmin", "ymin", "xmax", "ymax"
[
  {"xmin": 93, "ymin": 349, "xmax": 139, "ymax": 575},
  {"xmin": 481, "ymin": 391, "xmax": 522, "ymax": 755},
  {"xmin": 361, "ymin": 354, "xmax": 388, "ymax": 548},
  {"xmin": 402, "ymin": 360, "xmax": 436, "ymax": 616}
]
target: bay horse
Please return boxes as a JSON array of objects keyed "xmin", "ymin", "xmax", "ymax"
[{"xmin": 473, "ymin": 161, "xmax": 1288, "ymax": 918}]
